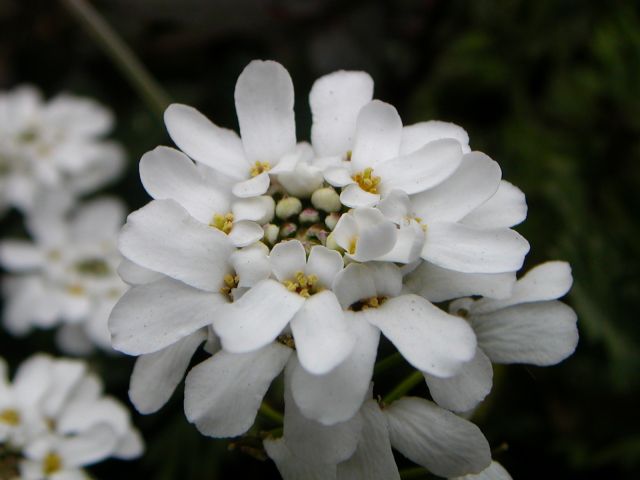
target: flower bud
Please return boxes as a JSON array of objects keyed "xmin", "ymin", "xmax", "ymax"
[
  {"xmin": 280, "ymin": 222, "xmax": 297, "ymax": 238},
  {"xmin": 324, "ymin": 212, "xmax": 341, "ymax": 230},
  {"xmin": 276, "ymin": 197, "xmax": 302, "ymax": 219},
  {"xmin": 311, "ymin": 187, "xmax": 341, "ymax": 213},
  {"xmin": 299, "ymin": 208, "xmax": 320, "ymax": 224},
  {"xmin": 263, "ymin": 224, "xmax": 279, "ymax": 245}
]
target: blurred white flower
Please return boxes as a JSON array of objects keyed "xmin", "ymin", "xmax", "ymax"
[
  {"xmin": 0, "ymin": 194, "xmax": 128, "ymax": 354},
  {"xmin": 0, "ymin": 354, "xmax": 142, "ymax": 479},
  {"xmin": 0, "ymin": 86, "xmax": 124, "ymax": 215}
]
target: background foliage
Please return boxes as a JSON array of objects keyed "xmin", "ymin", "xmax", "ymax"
[{"xmin": 1, "ymin": 0, "xmax": 639, "ymax": 478}]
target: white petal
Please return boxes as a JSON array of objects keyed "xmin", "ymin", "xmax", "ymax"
[
  {"xmin": 58, "ymin": 424, "xmax": 118, "ymax": 467},
  {"xmin": 232, "ymin": 195, "xmax": 275, "ymax": 224},
  {"xmin": 42, "ymin": 359, "xmax": 86, "ymax": 418},
  {"xmin": 231, "ymin": 171, "xmax": 270, "ymax": 198},
  {"xmin": 472, "ymin": 301, "xmax": 578, "ymax": 366},
  {"xmin": 452, "ymin": 461, "xmax": 513, "ymax": 480},
  {"xmin": 368, "ymin": 262, "xmax": 403, "ymax": 297},
  {"xmin": 290, "ymin": 291, "xmax": 354, "ymax": 375},
  {"xmin": 324, "ymin": 165, "xmax": 355, "ymax": 187},
  {"xmin": 57, "ymin": 397, "xmax": 128, "ymax": 437},
  {"xmin": 13, "ymin": 355, "xmax": 54, "ymax": 408},
  {"xmin": 472, "ymin": 261, "xmax": 572, "ymax": 314},
  {"xmin": 366, "ymin": 295, "xmax": 476, "ymax": 377},
  {"xmin": 410, "ymin": 152, "xmax": 502, "ymax": 224},
  {"xmin": 306, "ymin": 246, "xmax": 343, "ymax": 288},
  {"xmin": 228, "ymin": 220, "xmax": 264, "ymax": 247},
  {"xmin": 336, "ymin": 399, "xmax": 400, "ymax": 480},
  {"xmin": 70, "ymin": 197, "xmax": 126, "ymax": 241},
  {"xmin": 283, "ymin": 364, "xmax": 363, "ymax": 465},
  {"xmin": 117, "ymin": 258, "xmax": 164, "ymax": 286},
  {"xmin": 164, "ymin": 103, "xmax": 247, "ymax": 179},
  {"xmin": 422, "ymin": 222, "xmax": 530, "ymax": 274},
  {"xmin": 184, "ymin": 343, "xmax": 291, "ymax": 437},
  {"xmin": 235, "ymin": 60, "xmax": 296, "ymax": 163},
  {"xmin": 400, "ymin": 121, "xmax": 471, "ymax": 155},
  {"xmin": 424, "ymin": 348, "xmax": 493, "ymax": 412},
  {"xmin": 375, "ymin": 221, "xmax": 424, "ymax": 264},
  {"xmin": 339, "ymin": 183, "xmax": 380, "ymax": 208},
  {"xmin": 112, "ymin": 429, "xmax": 144, "ymax": 460},
  {"xmin": 377, "ymin": 189, "xmax": 412, "ymax": 223},
  {"xmin": 310, "ymin": 70, "xmax": 374, "ymax": 157},
  {"xmin": 278, "ymin": 162, "xmax": 325, "ymax": 198},
  {"xmin": 384, "ymin": 397, "xmax": 491, "ymax": 477},
  {"xmin": 332, "ymin": 263, "xmax": 377, "ymax": 309},
  {"xmin": 129, "ymin": 330, "xmax": 206, "ymax": 414},
  {"xmin": 461, "ymin": 180, "xmax": 527, "ymax": 229},
  {"xmin": 264, "ymin": 437, "xmax": 337, "ymax": 480},
  {"xmin": 377, "ymin": 139, "xmax": 463, "ymax": 196},
  {"xmin": 270, "ymin": 240, "xmax": 307, "ymax": 282},
  {"xmin": 291, "ymin": 312, "xmax": 379, "ymax": 425},
  {"xmin": 213, "ymin": 279, "xmax": 305, "ymax": 353},
  {"xmin": 404, "ymin": 262, "xmax": 516, "ymax": 303},
  {"xmin": 230, "ymin": 243, "xmax": 271, "ymax": 288},
  {"xmin": 351, "ymin": 100, "xmax": 402, "ymax": 170},
  {"xmin": 0, "ymin": 241, "xmax": 43, "ymax": 271},
  {"xmin": 119, "ymin": 199, "xmax": 234, "ymax": 291},
  {"xmin": 109, "ymin": 277, "xmax": 224, "ymax": 355},
  {"xmin": 139, "ymin": 146, "xmax": 229, "ymax": 223}
]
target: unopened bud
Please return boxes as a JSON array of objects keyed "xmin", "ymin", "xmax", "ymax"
[
  {"xmin": 263, "ymin": 224, "xmax": 279, "ymax": 245},
  {"xmin": 299, "ymin": 208, "xmax": 320, "ymax": 224},
  {"xmin": 324, "ymin": 212, "xmax": 341, "ymax": 230},
  {"xmin": 280, "ymin": 222, "xmax": 297, "ymax": 238},
  {"xmin": 311, "ymin": 188, "xmax": 341, "ymax": 213},
  {"xmin": 276, "ymin": 197, "xmax": 303, "ymax": 219}
]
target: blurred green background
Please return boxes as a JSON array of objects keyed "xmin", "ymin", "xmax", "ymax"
[{"xmin": 1, "ymin": 0, "xmax": 639, "ymax": 478}]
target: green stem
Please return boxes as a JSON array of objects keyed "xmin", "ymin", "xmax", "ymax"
[
  {"xmin": 399, "ymin": 466, "xmax": 429, "ymax": 479},
  {"xmin": 258, "ymin": 402, "xmax": 284, "ymax": 425},
  {"xmin": 383, "ymin": 370, "xmax": 424, "ymax": 404},
  {"xmin": 59, "ymin": 0, "xmax": 171, "ymax": 117},
  {"xmin": 373, "ymin": 351, "xmax": 403, "ymax": 376}
]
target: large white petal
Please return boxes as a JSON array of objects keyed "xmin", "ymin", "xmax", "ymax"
[
  {"xmin": 306, "ymin": 246, "xmax": 343, "ymax": 288},
  {"xmin": 116, "ymin": 259, "xmax": 164, "ymax": 286},
  {"xmin": 332, "ymin": 263, "xmax": 377, "ymax": 309},
  {"xmin": 310, "ymin": 70, "xmax": 374, "ymax": 157},
  {"xmin": 461, "ymin": 180, "xmax": 527, "ymax": 229},
  {"xmin": 264, "ymin": 437, "xmax": 337, "ymax": 480},
  {"xmin": 384, "ymin": 397, "xmax": 491, "ymax": 477},
  {"xmin": 471, "ymin": 301, "xmax": 578, "ymax": 366},
  {"xmin": 184, "ymin": 343, "xmax": 291, "ymax": 437},
  {"xmin": 366, "ymin": 295, "xmax": 476, "ymax": 377},
  {"xmin": 291, "ymin": 312, "xmax": 379, "ymax": 425},
  {"xmin": 377, "ymin": 139, "xmax": 463, "ymax": 196},
  {"xmin": 164, "ymin": 103, "xmax": 247, "ymax": 179},
  {"xmin": 351, "ymin": 100, "xmax": 402, "ymax": 170},
  {"xmin": 234, "ymin": 60, "xmax": 296, "ymax": 163},
  {"xmin": 369, "ymin": 262, "xmax": 403, "ymax": 297},
  {"xmin": 339, "ymin": 183, "xmax": 380, "ymax": 208},
  {"xmin": 472, "ymin": 261, "xmax": 572, "ymax": 314},
  {"xmin": 119, "ymin": 199, "xmax": 234, "ymax": 291},
  {"xmin": 231, "ymin": 171, "xmax": 270, "ymax": 198},
  {"xmin": 375, "ymin": 221, "xmax": 425, "ymax": 264},
  {"xmin": 400, "ymin": 121, "xmax": 471, "ymax": 155},
  {"xmin": 109, "ymin": 277, "xmax": 224, "ymax": 355},
  {"xmin": 129, "ymin": 330, "xmax": 206, "ymax": 414},
  {"xmin": 230, "ymin": 243, "xmax": 271, "ymax": 288},
  {"xmin": 232, "ymin": 195, "xmax": 275, "ymax": 224},
  {"xmin": 270, "ymin": 240, "xmax": 307, "ymax": 282},
  {"xmin": 213, "ymin": 279, "xmax": 305, "ymax": 353},
  {"xmin": 410, "ymin": 152, "xmax": 501, "ymax": 224},
  {"xmin": 404, "ymin": 262, "xmax": 516, "ymax": 303},
  {"xmin": 452, "ymin": 461, "xmax": 513, "ymax": 480},
  {"xmin": 290, "ymin": 291, "xmax": 354, "ymax": 375},
  {"xmin": 139, "ymin": 146, "xmax": 229, "ymax": 223},
  {"xmin": 336, "ymin": 399, "xmax": 400, "ymax": 480},
  {"xmin": 422, "ymin": 222, "xmax": 529, "ymax": 274},
  {"xmin": 424, "ymin": 348, "xmax": 493, "ymax": 413}
]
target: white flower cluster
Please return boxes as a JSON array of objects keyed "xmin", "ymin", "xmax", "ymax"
[
  {"xmin": 0, "ymin": 194, "xmax": 128, "ymax": 354},
  {"xmin": 109, "ymin": 60, "xmax": 579, "ymax": 478},
  {"xmin": 0, "ymin": 87, "xmax": 124, "ymax": 216},
  {"xmin": 0, "ymin": 354, "xmax": 142, "ymax": 479}
]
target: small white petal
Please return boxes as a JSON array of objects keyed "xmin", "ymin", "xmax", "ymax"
[
  {"xmin": 117, "ymin": 259, "xmax": 164, "ymax": 286},
  {"xmin": 264, "ymin": 437, "xmax": 337, "ymax": 480},
  {"xmin": 366, "ymin": 295, "xmax": 476, "ymax": 377},
  {"xmin": 424, "ymin": 348, "xmax": 493, "ymax": 413},
  {"xmin": 452, "ymin": 461, "xmax": 513, "ymax": 480},
  {"xmin": 129, "ymin": 330, "xmax": 206, "ymax": 414},
  {"xmin": 352, "ymin": 100, "xmax": 402, "ymax": 170},
  {"xmin": 235, "ymin": 60, "xmax": 296, "ymax": 163},
  {"xmin": 339, "ymin": 183, "xmax": 380, "ymax": 208},
  {"xmin": 232, "ymin": 171, "xmax": 270, "ymax": 198},
  {"xmin": 377, "ymin": 190, "xmax": 412, "ymax": 223},
  {"xmin": 278, "ymin": 162, "xmax": 325, "ymax": 198},
  {"xmin": 400, "ymin": 121, "xmax": 471, "ymax": 155},
  {"xmin": 0, "ymin": 241, "xmax": 43, "ymax": 271},
  {"xmin": 332, "ymin": 263, "xmax": 378, "ymax": 309},
  {"xmin": 228, "ymin": 220, "xmax": 264, "ymax": 247},
  {"xmin": 306, "ymin": 246, "xmax": 343, "ymax": 288},
  {"xmin": 270, "ymin": 240, "xmax": 307, "ymax": 282},
  {"xmin": 472, "ymin": 301, "xmax": 578, "ymax": 366},
  {"xmin": 375, "ymin": 221, "xmax": 425, "ymax": 264},
  {"xmin": 232, "ymin": 195, "xmax": 275, "ymax": 224},
  {"xmin": 368, "ymin": 262, "xmax": 403, "ymax": 297},
  {"xmin": 184, "ymin": 343, "xmax": 291, "ymax": 437},
  {"xmin": 310, "ymin": 70, "xmax": 374, "ymax": 157},
  {"xmin": 112, "ymin": 429, "xmax": 144, "ymax": 460},
  {"xmin": 230, "ymin": 243, "xmax": 271, "ymax": 288},
  {"xmin": 324, "ymin": 165, "xmax": 355, "ymax": 187},
  {"xmin": 461, "ymin": 180, "xmax": 527, "ymax": 229},
  {"xmin": 384, "ymin": 397, "xmax": 491, "ymax": 477},
  {"xmin": 164, "ymin": 103, "xmax": 247, "ymax": 179},
  {"xmin": 422, "ymin": 222, "xmax": 530, "ymax": 274}
]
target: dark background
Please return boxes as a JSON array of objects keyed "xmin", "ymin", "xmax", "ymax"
[{"xmin": 1, "ymin": 0, "xmax": 639, "ymax": 478}]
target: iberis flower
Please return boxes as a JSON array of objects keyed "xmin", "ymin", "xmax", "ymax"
[
  {"xmin": 108, "ymin": 60, "xmax": 576, "ymax": 478},
  {"xmin": 0, "ymin": 194, "xmax": 128, "ymax": 354},
  {"xmin": 0, "ymin": 354, "xmax": 142, "ymax": 479},
  {"xmin": 0, "ymin": 86, "xmax": 124, "ymax": 215}
]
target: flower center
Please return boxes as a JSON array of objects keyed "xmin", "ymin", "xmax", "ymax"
[
  {"xmin": 210, "ymin": 213, "xmax": 234, "ymax": 234},
  {"xmin": 42, "ymin": 452, "xmax": 62, "ymax": 475},
  {"xmin": 349, "ymin": 296, "xmax": 387, "ymax": 311},
  {"xmin": 250, "ymin": 161, "xmax": 271, "ymax": 177},
  {"xmin": 348, "ymin": 237, "xmax": 358, "ymax": 255},
  {"xmin": 220, "ymin": 274, "xmax": 239, "ymax": 300},
  {"xmin": 283, "ymin": 271, "xmax": 321, "ymax": 298},
  {"xmin": 0, "ymin": 408, "xmax": 20, "ymax": 426},
  {"xmin": 66, "ymin": 284, "xmax": 85, "ymax": 296},
  {"xmin": 277, "ymin": 334, "xmax": 296, "ymax": 349},
  {"xmin": 352, "ymin": 167, "xmax": 381, "ymax": 194},
  {"xmin": 75, "ymin": 258, "xmax": 111, "ymax": 276}
]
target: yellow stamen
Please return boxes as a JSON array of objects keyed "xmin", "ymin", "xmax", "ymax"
[
  {"xmin": 0, "ymin": 409, "xmax": 20, "ymax": 426},
  {"xmin": 250, "ymin": 161, "xmax": 271, "ymax": 177},
  {"xmin": 283, "ymin": 271, "xmax": 321, "ymax": 298},
  {"xmin": 220, "ymin": 274, "xmax": 240, "ymax": 300},
  {"xmin": 348, "ymin": 237, "xmax": 357, "ymax": 255},
  {"xmin": 66, "ymin": 284, "xmax": 85, "ymax": 296},
  {"xmin": 210, "ymin": 213, "xmax": 234, "ymax": 234},
  {"xmin": 352, "ymin": 167, "xmax": 381, "ymax": 194},
  {"xmin": 349, "ymin": 296, "xmax": 387, "ymax": 311},
  {"xmin": 42, "ymin": 452, "xmax": 62, "ymax": 475}
]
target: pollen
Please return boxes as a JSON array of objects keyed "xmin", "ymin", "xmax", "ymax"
[
  {"xmin": 250, "ymin": 161, "xmax": 271, "ymax": 177},
  {"xmin": 66, "ymin": 284, "xmax": 85, "ymax": 296},
  {"xmin": 0, "ymin": 408, "xmax": 20, "ymax": 426},
  {"xmin": 210, "ymin": 213, "xmax": 234, "ymax": 234},
  {"xmin": 283, "ymin": 271, "xmax": 321, "ymax": 298},
  {"xmin": 349, "ymin": 296, "xmax": 387, "ymax": 311},
  {"xmin": 42, "ymin": 452, "xmax": 62, "ymax": 475},
  {"xmin": 220, "ymin": 273, "xmax": 239, "ymax": 300},
  {"xmin": 348, "ymin": 237, "xmax": 357, "ymax": 255},
  {"xmin": 352, "ymin": 167, "xmax": 381, "ymax": 194}
]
